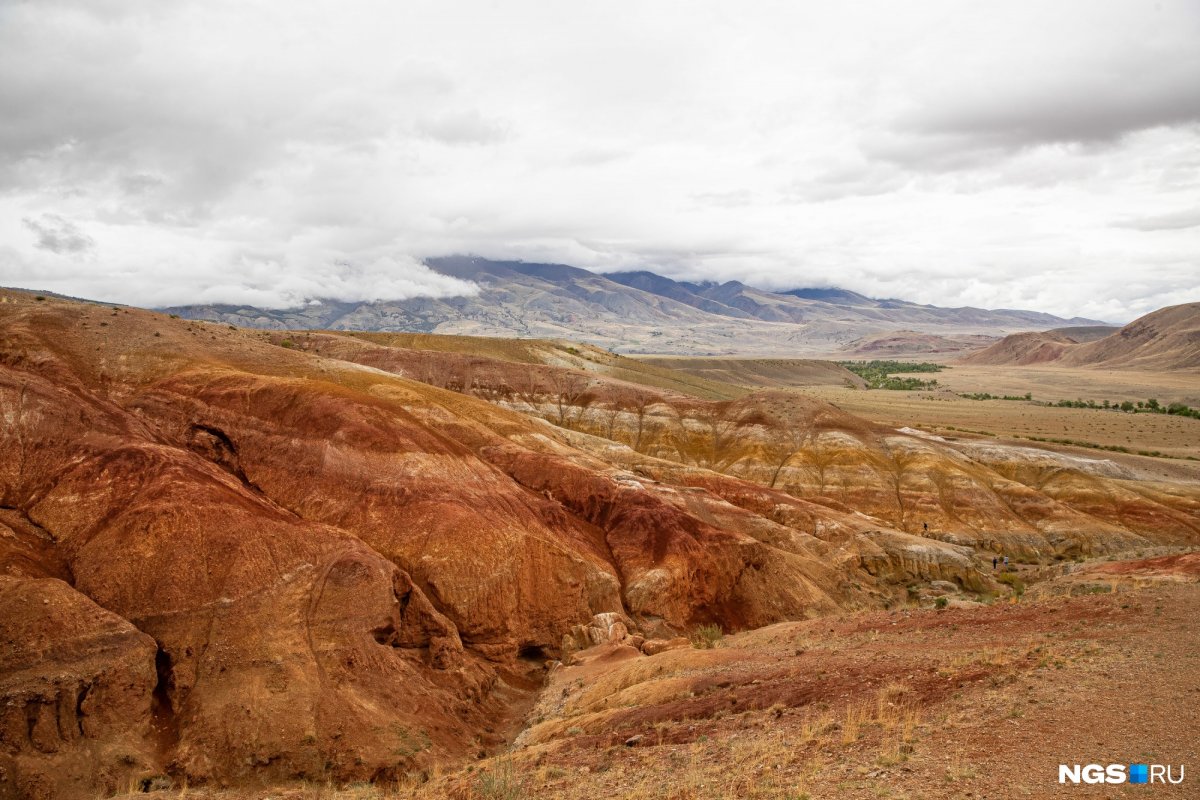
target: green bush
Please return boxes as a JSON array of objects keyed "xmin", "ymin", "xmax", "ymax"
[{"xmin": 837, "ymin": 360, "xmax": 943, "ymax": 390}]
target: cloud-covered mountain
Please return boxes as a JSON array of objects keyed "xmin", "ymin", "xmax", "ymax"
[{"xmin": 166, "ymin": 257, "xmax": 1103, "ymax": 356}]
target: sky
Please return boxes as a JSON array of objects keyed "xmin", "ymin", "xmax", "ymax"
[{"xmin": 1, "ymin": 1, "xmax": 1198, "ymax": 322}]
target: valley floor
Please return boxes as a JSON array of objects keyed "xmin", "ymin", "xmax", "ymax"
[
  {"xmin": 805, "ymin": 384, "xmax": 1200, "ymax": 467},
  {"xmin": 118, "ymin": 555, "xmax": 1200, "ymax": 800}
]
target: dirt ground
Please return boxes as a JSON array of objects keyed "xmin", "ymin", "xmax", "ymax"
[{"xmin": 117, "ymin": 558, "xmax": 1200, "ymax": 800}]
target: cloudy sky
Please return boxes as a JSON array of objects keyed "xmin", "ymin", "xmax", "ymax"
[{"xmin": 1, "ymin": 1, "xmax": 1198, "ymax": 321}]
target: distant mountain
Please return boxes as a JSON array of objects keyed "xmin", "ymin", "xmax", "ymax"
[
  {"xmin": 164, "ymin": 256, "xmax": 1106, "ymax": 356},
  {"xmin": 781, "ymin": 287, "xmax": 877, "ymax": 305},
  {"xmin": 841, "ymin": 330, "xmax": 1001, "ymax": 358},
  {"xmin": 961, "ymin": 303, "xmax": 1199, "ymax": 370},
  {"xmin": 606, "ymin": 269, "xmax": 1100, "ymax": 329}
]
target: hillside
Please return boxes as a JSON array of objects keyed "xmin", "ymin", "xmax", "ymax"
[
  {"xmin": 959, "ymin": 329, "xmax": 1083, "ymax": 366},
  {"xmin": 1045, "ymin": 324, "xmax": 1120, "ymax": 342},
  {"xmin": 163, "ymin": 257, "xmax": 1103, "ymax": 357},
  {"xmin": 634, "ymin": 356, "xmax": 867, "ymax": 390},
  {"xmin": 1, "ymin": 288, "xmax": 1196, "ymax": 798},
  {"xmin": 962, "ymin": 302, "xmax": 1200, "ymax": 370},
  {"xmin": 1059, "ymin": 302, "xmax": 1200, "ymax": 369},
  {"xmin": 841, "ymin": 329, "xmax": 999, "ymax": 358}
]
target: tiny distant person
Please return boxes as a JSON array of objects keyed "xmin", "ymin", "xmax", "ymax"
[
  {"xmin": 992, "ymin": 556, "xmax": 998, "ymax": 570},
  {"xmin": 1003, "ymin": 555, "xmax": 1009, "ymax": 569},
  {"xmin": 923, "ymin": 522, "xmax": 928, "ymax": 532}
]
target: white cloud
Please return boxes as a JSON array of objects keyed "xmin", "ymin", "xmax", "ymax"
[{"xmin": 0, "ymin": 0, "xmax": 1197, "ymax": 318}]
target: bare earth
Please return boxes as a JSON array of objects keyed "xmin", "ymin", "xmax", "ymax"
[{"xmin": 112, "ymin": 563, "xmax": 1200, "ymax": 799}]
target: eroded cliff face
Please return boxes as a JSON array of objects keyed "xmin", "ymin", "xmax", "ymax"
[
  {"xmin": 0, "ymin": 575, "xmax": 158, "ymax": 800},
  {"xmin": 0, "ymin": 293, "xmax": 1194, "ymax": 797}
]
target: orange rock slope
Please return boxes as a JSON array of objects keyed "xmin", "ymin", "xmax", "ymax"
[{"xmin": 0, "ymin": 291, "xmax": 1196, "ymax": 798}]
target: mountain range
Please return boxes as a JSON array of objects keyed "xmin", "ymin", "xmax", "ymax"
[{"xmin": 166, "ymin": 256, "xmax": 1104, "ymax": 356}]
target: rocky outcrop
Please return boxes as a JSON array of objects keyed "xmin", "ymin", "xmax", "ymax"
[
  {"xmin": 851, "ymin": 531, "xmax": 989, "ymax": 592},
  {"xmin": 0, "ymin": 576, "xmax": 159, "ymax": 800}
]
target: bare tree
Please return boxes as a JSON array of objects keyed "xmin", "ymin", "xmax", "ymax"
[
  {"xmin": 875, "ymin": 443, "xmax": 921, "ymax": 532},
  {"xmin": 547, "ymin": 370, "xmax": 594, "ymax": 428},
  {"xmin": 627, "ymin": 392, "xmax": 659, "ymax": 452},
  {"xmin": 598, "ymin": 397, "xmax": 625, "ymax": 441},
  {"xmin": 417, "ymin": 355, "xmax": 450, "ymax": 389},
  {"xmin": 670, "ymin": 401, "xmax": 749, "ymax": 473},
  {"xmin": 514, "ymin": 369, "xmax": 546, "ymax": 414},
  {"xmin": 793, "ymin": 440, "xmax": 838, "ymax": 495},
  {"xmin": 761, "ymin": 414, "xmax": 813, "ymax": 489},
  {"xmin": 459, "ymin": 360, "xmax": 476, "ymax": 395}
]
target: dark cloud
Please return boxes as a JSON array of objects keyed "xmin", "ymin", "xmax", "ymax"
[
  {"xmin": 22, "ymin": 214, "xmax": 94, "ymax": 255},
  {"xmin": 864, "ymin": 3, "xmax": 1200, "ymax": 170},
  {"xmin": 1113, "ymin": 209, "xmax": 1200, "ymax": 232},
  {"xmin": 889, "ymin": 79, "xmax": 1200, "ymax": 167},
  {"xmin": 416, "ymin": 110, "xmax": 508, "ymax": 145}
]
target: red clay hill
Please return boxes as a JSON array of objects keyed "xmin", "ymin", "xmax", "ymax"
[{"xmin": 961, "ymin": 302, "xmax": 1200, "ymax": 370}]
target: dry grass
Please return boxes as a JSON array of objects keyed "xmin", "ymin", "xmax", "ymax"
[
  {"xmin": 944, "ymin": 748, "xmax": 978, "ymax": 783},
  {"xmin": 806, "ymin": 373, "xmax": 1200, "ymax": 461},
  {"xmin": 841, "ymin": 701, "xmax": 868, "ymax": 744}
]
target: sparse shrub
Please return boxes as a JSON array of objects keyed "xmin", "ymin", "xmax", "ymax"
[
  {"xmin": 691, "ymin": 623, "xmax": 723, "ymax": 649},
  {"xmin": 841, "ymin": 702, "xmax": 867, "ymax": 743},
  {"xmin": 475, "ymin": 758, "xmax": 524, "ymax": 800},
  {"xmin": 34, "ymin": 296, "xmax": 46, "ymax": 301},
  {"xmin": 390, "ymin": 724, "xmax": 430, "ymax": 757},
  {"xmin": 280, "ymin": 339, "xmax": 295, "ymax": 349},
  {"xmin": 996, "ymin": 572, "xmax": 1025, "ymax": 597},
  {"xmin": 945, "ymin": 751, "xmax": 977, "ymax": 782},
  {"xmin": 934, "ymin": 596, "xmax": 948, "ymax": 609}
]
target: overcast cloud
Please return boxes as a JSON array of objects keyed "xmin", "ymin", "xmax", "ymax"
[{"xmin": 1, "ymin": 1, "xmax": 1197, "ymax": 320}]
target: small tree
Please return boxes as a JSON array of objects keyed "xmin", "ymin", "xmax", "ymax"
[
  {"xmin": 762, "ymin": 414, "xmax": 812, "ymax": 489},
  {"xmin": 875, "ymin": 443, "xmax": 921, "ymax": 532},
  {"xmin": 547, "ymin": 370, "xmax": 594, "ymax": 428},
  {"xmin": 793, "ymin": 439, "xmax": 838, "ymax": 495},
  {"xmin": 514, "ymin": 369, "xmax": 547, "ymax": 414},
  {"xmin": 627, "ymin": 391, "xmax": 660, "ymax": 453},
  {"xmin": 598, "ymin": 391, "xmax": 631, "ymax": 441},
  {"xmin": 670, "ymin": 401, "xmax": 749, "ymax": 473}
]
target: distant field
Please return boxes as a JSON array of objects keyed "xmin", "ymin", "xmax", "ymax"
[
  {"xmin": 619, "ymin": 357, "xmax": 1200, "ymax": 461},
  {"xmin": 932, "ymin": 364, "xmax": 1200, "ymax": 406},
  {"xmin": 806, "ymin": 385, "xmax": 1200, "ymax": 463}
]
